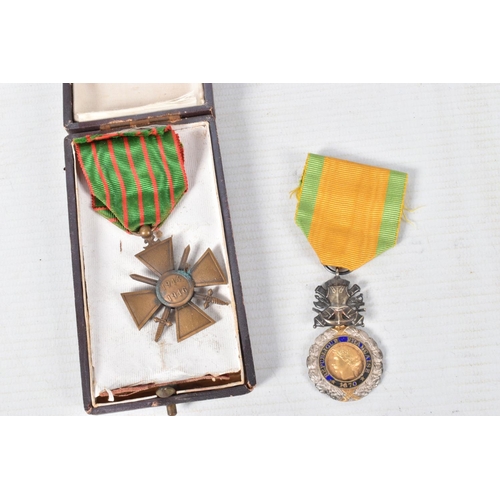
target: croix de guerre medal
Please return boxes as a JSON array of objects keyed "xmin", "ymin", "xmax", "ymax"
[
  {"xmin": 74, "ymin": 126, "xmax": 229, "ymax": 343},
  {"xmin": 295, "ymin": 154, "xmax": 407, "ymax": 401}
]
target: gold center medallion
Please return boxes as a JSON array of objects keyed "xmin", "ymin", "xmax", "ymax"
[
  {"xmin": 157, "ymin": 271, "xmax": 194, "ymax": 308},
  {"xmin": 325, "ymin": 343, "xmax": 365, "ymax": 382}
]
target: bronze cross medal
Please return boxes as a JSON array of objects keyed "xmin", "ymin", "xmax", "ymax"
[{"xmin": 121, "ymin": 226, "xmax": 229, "ymax": 342}]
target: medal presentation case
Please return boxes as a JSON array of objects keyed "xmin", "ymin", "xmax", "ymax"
[{"xmin": 63, "ymin": 83, "xmax": 255, "ymax": 414}]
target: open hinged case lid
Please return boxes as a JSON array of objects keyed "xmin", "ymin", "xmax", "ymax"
[
  {"xmin": 64, "ymin": 83, "xmax": 213, "ymax": 133},
  {"xmin": 63, "ymin": 83, "xmax": 255, "ymax": 414}
]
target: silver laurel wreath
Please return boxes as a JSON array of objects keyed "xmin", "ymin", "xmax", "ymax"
[{"xmin": 307, "ymin": 326, "xmax": 383, "ymax": 402}]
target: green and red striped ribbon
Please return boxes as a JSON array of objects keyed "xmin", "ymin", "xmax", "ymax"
[{"xmin": 74, "ymin": 126, "xmax": 187, "ymax": 233}]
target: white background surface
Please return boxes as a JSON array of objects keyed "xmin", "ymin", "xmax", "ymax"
[{"xmin": 1, "ymin": 83, "xmax": 500, "ymax": 416}]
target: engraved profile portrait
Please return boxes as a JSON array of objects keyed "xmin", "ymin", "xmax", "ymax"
[{"xmin": 325, "ymin": 343, "xmax": 365, "ymax": 382}]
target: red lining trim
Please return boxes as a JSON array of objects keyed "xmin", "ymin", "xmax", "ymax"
[
  {"xmin": 171, "ymin": 128, "xmax": 188, "ymax": 192},
  {"xmin": 75, "ymin": 143, "xmax": 99, "ymax": 211},
  {"xmin": 75, "ymin": 144, "xmax": 93, "ymax": 196},
  {"xmin": 156, "ymin": 134, "xmax": 176, "ymax": 212}
]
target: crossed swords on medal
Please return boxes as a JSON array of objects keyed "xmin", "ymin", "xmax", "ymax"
[{"xmin": 121, "ymin": 234, "xmax": 229, "ymax": 343}]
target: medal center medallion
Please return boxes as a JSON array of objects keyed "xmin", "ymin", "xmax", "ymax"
[
  {"xmin": 325, "ymin": 343, "xmax": 365, "ymax": 382},
  {"xmin": 156, "ymin": 271, "xmax": 194, "ymax": 308}
]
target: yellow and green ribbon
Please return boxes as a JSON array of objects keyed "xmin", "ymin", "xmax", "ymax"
[
  {"xmin": 74, "ymin": 125, "xmax": 187, "ymax": 233},
  {"xmin": 295, "ymin": 154, "xmax": 407, "ymax": 271}
]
